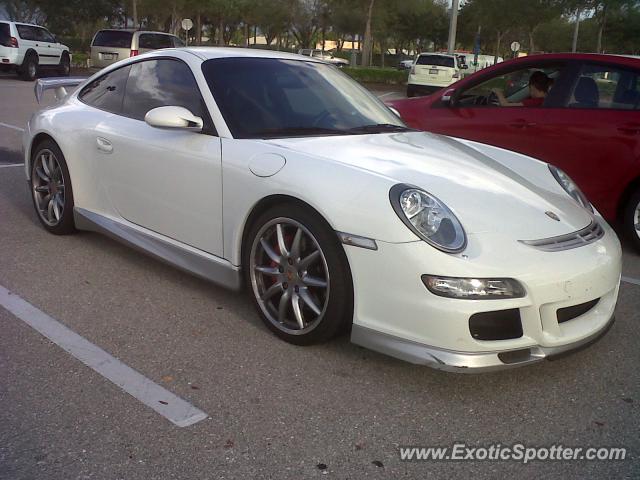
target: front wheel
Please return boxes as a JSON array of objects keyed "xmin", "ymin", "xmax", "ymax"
[
  {"xmin": 30, "ymin": 140, "xmax": 76, "ymax": 234},
  {"xmin": 624, "ymin": 189, "xmax": 640, "ymax": 251},
  {"xmin": 244, "ymin": 204, "xmax": 353, "ymax": 345}
]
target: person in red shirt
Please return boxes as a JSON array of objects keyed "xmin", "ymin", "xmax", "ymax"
[{"xmin": 492, "ymin": 71, "xmax": 552, "ymax": 107}]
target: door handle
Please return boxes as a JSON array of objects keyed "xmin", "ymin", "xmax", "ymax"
[
  {"xmin": 617, "ymin": 123, "xmax": 640, "ymax": 135},
  {"xmin": 96, "ymin": 137, "xmax": 113, "ymax": 153},
  {"xmin": 508, "ymin": 119, "xmax": 537, "ymax": 129}
]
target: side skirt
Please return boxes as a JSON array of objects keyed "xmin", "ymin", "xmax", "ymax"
[{"xmin": 74, "ymin": 207, "xmax": 242, "ymax": 291}]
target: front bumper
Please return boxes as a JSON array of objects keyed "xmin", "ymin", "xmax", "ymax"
[
  {"xmin": 345, "ymin": 218, "xmax": 622, "ymax": 372},
  {"xmin": 352, "ymin": 313, "xmax": 615, "ymax": 373}
]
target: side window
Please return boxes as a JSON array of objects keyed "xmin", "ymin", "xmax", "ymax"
[
  {"xmin": 16, "ymin": 25, "xmax": 36, "ymax": 41},
  {"xmin": 172, "ymin": 36, "xmax": 185, "ymax": 47},
  {"xmin": 38, "ymin": 27, "xmax": 55, "ymax": 43},
  {"xmin": 138, "ymin": 34, "xmax": 154, "ymax": 49},
  {"xmin": 122, "ymin": 59, "xmax": 205, "ymax": 121},
  {"xmin": 568, "ymin": 64, "xmax": 640, "ymax": 110},
  {"xmin": 456, "ymin": 65, "xmax": 563, "ymax": 107},
  {"xmin": 139, "ymin": 34, "xmax": 173, "ymax": 49},
  {"xmin": 78, "ymin": 65, "xmax": 131, "ymax": 113}
]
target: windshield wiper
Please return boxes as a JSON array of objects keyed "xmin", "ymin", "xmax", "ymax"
[
  {"xmin": 347, "ymin": 124, "xmax": 415, "ymax": 134},
  {"xmin": 255, "ymin": 127, "xmax": 348, "ymax": 138}
]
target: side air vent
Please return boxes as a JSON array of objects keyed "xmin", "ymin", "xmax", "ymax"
[{"xmin": 557, "ymin": 298, "xmax": 600, "ymax": 323}]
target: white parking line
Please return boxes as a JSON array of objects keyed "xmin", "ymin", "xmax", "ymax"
[
  {"xmin": 0, "ymin": 284, "xmax": 209, "ymax": 427},
  {"xmin": 0, "ymin": 163, "xmax": 24, "ymax": 168},
  {"xmin": 622, "ymin": 276, "xmax": 640, "ymax": 286},
  {"xmin": 0, "ymin": 122, "xmax": 25, "ymax": 132}
]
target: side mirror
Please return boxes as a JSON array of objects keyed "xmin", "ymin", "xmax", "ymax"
[
  {"xmin": 145, "ymin": 106, "xmax": 203, "ymax": 132},
  {"xmin": 462, "ymin": 65, "xmax": 468, "ymax": 70},
  {"xmin": 441, "ymin": 88, "xmax": 456, "ymax": 105}
]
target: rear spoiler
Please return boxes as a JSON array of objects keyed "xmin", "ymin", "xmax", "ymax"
[{"xmin": 34, "ymin": 77, "xmax": 86, "ymax": 104}]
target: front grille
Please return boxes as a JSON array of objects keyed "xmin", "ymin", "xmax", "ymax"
[
  {"xmin": 557, "ymin": 298, "xmax": 600, "ymax": 323},
  {"xmin": 519, "ymin": 221, "xmax": 604, "ymax": 252}
]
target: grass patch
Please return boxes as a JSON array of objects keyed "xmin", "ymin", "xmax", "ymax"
[{"xmin": 342, "ymin": 67, "xmax": 408, "ymax": 85}]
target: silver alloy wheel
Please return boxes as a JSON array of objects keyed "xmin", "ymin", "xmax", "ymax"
[
  {"xmin": 250, "ymin": 217, "xmax": 330, "ymax": 335},
  {"xmin": 31, "ymin": 149, "xmax": 65, "ymax": 226}
]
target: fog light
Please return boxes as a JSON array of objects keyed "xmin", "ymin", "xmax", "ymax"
[{"xmin": 422, "ymin": 275, "xmax": 525, "ymax": 299}]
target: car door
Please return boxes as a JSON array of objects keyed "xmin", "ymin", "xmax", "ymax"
[
  {"xmin": 94, "ymin": 58, "xmax": 224, "ymax": 257},
  {"xmin": 518, "ymin": 61, "xmax": 640, "ymax": 218},
  {"xmin": 36, "ymin": 27, "xmax": 62, "ymax": 64},
  {"xmin": 424, "ymin": 62, "xmax": 571, "ymax": 155}
]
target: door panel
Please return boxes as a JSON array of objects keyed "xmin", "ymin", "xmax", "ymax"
[{"xmin": 95, "ymin": 117, "xmax": 223, "ymax": 256}]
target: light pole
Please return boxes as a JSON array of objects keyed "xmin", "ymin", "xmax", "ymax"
[{"xmin": 447, "ymin": 0, "xmax": 460, "ymax": 54}]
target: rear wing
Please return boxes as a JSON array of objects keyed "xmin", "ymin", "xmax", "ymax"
[{"xmin": 34, "ymin": 77, "xmax": 87, "ymax": 104}]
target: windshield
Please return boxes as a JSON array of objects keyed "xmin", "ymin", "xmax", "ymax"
[
  {"xmin": 201, "ymin": 57, "xmax": 407, "ymax": 139},
  {"xmin": 416, "ymin": 55, "xmax": 455, "ymax": 68}
]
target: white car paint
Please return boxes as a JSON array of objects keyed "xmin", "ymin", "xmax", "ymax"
[{"xmin": 23, "ymin": 48, "xmax": 622, "ymax": 372}]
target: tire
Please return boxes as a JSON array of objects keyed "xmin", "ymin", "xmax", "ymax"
[
  {"xmin": 30, "ymin": 139, "xmax": 76, "ymax": 235},
  {"xmin": 58, "ymin": 52, "xmax": 70, "ymax": 76},
  {"xmin": 243, "ymin": 203, "xmax": 353, "ymax": 345},
  {"xmin": 623, "ymin": 188, "xmax": 640, "ymax": 251},
  {"xmin": 20, "ymin": 53, "xmax": 38, "ymax": 81}
]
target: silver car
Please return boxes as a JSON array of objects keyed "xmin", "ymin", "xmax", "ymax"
[{"xmin": 90, "ymin": 29, "xmax": 184, "ymax": 68}]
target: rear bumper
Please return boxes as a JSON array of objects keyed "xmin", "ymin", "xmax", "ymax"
[
  {"xmin": 352, "ymin": 313, "xmax": 615, "ymax": 373},
  {"xmin": 0, "ymin": 49, "xmax": 21, "ymax": 67}
]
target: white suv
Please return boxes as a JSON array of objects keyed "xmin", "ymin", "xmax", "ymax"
[
  {"xmin": 0, "ymin": 21, "xmax": 70, "ymax": 81},
  {"xmin": 406, "ymin": 53, "xmax": 467, "ymax": 97}
]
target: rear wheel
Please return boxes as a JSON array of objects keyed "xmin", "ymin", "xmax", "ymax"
[
  {"xmin": 30, "ymin": 140, "xmax": 76, "ymax": 235},
  {"xmin": 58, "ymin": 52, "xmax": 70, "ymax": 76},
  {"xmin": 20, "ymin": 53, "xmax": 38, "ymax": 81},
  {"xmin": 624, "ymin": 188, "xmax": 640, "ymax": 251},
  {"xmin": 244, "ymin": 204, "xmax": 353, "ymax": 345}
]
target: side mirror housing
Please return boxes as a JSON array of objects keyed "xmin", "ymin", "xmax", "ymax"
[
  {"xmin": 145, "ymin": 106, "xmax": 203, "ymax": 132},
  {"xmin": 388, "ymin": 106, "xmax": 402, "ymax": 118},
  {"xmin": 441, "ymin": 88, "xmax": 456, "ymax": 105}
]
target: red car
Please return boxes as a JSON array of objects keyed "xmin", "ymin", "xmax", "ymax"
[{"xmin": 390, "ymin": 53, "xmax": 640, "ymax": 250}]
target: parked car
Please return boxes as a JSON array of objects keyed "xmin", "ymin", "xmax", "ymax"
[
  {"xmin": 397, "ymin": 58, "xmax": 414, "ymax": 70},
  {"xmin": 297, "ymin": 48, "xmax": 349, "ymax": 67},
  {"xmin": 25, "ymin": 48, "xmax": 621, "ymax": 372},
  {"xmin": 390, "ymin": 53, "xmax": 640, "ymax": 250},
  {"xmin": 90, "ymin": 29, "xmax": 185, "ymax": 68},
  {"xmin": 407, "ymin": 53, "xmax": 468, "ymax": 97},
  {"xmin": 0, "ymin": 20, "xmax": 70, "ymax": 80}
]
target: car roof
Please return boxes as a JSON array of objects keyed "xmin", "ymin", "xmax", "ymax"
[
  {"xmin": 418, "ymin": 53, "xmax": 456, "ymax": 58},
  {"xmin": 497, "ymin": 52, "xmax": 640, "ymax": 67},
  {"xmin": 95, "ymin": 29, "xmax": 176, "ymax": 35},
  {"xmin": 183, "ymin": 47, "xmax": 325, "ymax": 63}
]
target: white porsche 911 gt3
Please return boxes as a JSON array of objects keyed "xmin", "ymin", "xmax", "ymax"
[{"xmin": 23, "ymin": 47, "xmax": 621, "ymax": 372}]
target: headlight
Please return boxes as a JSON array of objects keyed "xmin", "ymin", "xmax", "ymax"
[
  {"xmin": 422, "ymin": 275, "xmax": 525, "ymax": 299},
  {"xmin": 548, "ymin": 165, "xmax": 593, "ymax": 213},
  {"xmin": 389, "ymin": 184, "xmax": 466, "ymax": 253}
]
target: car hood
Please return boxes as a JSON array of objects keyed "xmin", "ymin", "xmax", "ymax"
[{"xmin": 266, "ymin": 131, "xmax": 593, "ymax": 239}]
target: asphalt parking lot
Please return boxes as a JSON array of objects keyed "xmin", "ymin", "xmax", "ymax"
[{"xmin": 0, "ymin": 74, "xmax": 638, "ymax": 479}]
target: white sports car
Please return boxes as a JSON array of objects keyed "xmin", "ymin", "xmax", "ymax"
[{"xmin": 24, "ymin": 48, "xmax": 621, "ymax": 372}]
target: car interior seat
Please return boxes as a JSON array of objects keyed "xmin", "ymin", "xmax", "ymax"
[{"xmin": 569, "ymin": 77, "xmax": 599, "ymax": 108}]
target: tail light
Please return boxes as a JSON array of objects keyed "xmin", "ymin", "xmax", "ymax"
[
  {"xmin": 4, "ymin": 36, "xmax": 19, "ymax": 48},
  {"xmin": 130, "ymin": 49, "xmax": 138, "ymax": 57},
  {"xmin": 452, "ymin": 72, "xmax": 460, "ymax": 79},
  {"xmin": 410, "ymin": 66, "xmax": 416, "ymax": 75}
]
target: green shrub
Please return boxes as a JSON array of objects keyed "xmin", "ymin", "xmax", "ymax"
[{"xmin": 342, "ymin": 67, "xmax": 408, "ymax": 85}]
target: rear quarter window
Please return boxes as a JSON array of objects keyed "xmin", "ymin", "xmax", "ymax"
[
  {"xmin": 16, "ymin": 24, "xmax": 37, "ymax": 41},
  {"xmin": 416, "ymin": 55, "xmax": 455, "ymax": 68},
  {"xmin": 0, "ymin": 23, "xmax": 10, "ymax": 46},
  {"xmin": 138, "ymin": 33, "xmax": 173, "ymax": 49},
  {"xmin": 79, "ymin": 65, "xmax": 131, "ymax": 113},
  {"xmin": 92, "ymin": 30, "xmax": 133, "ymax": 48}
]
